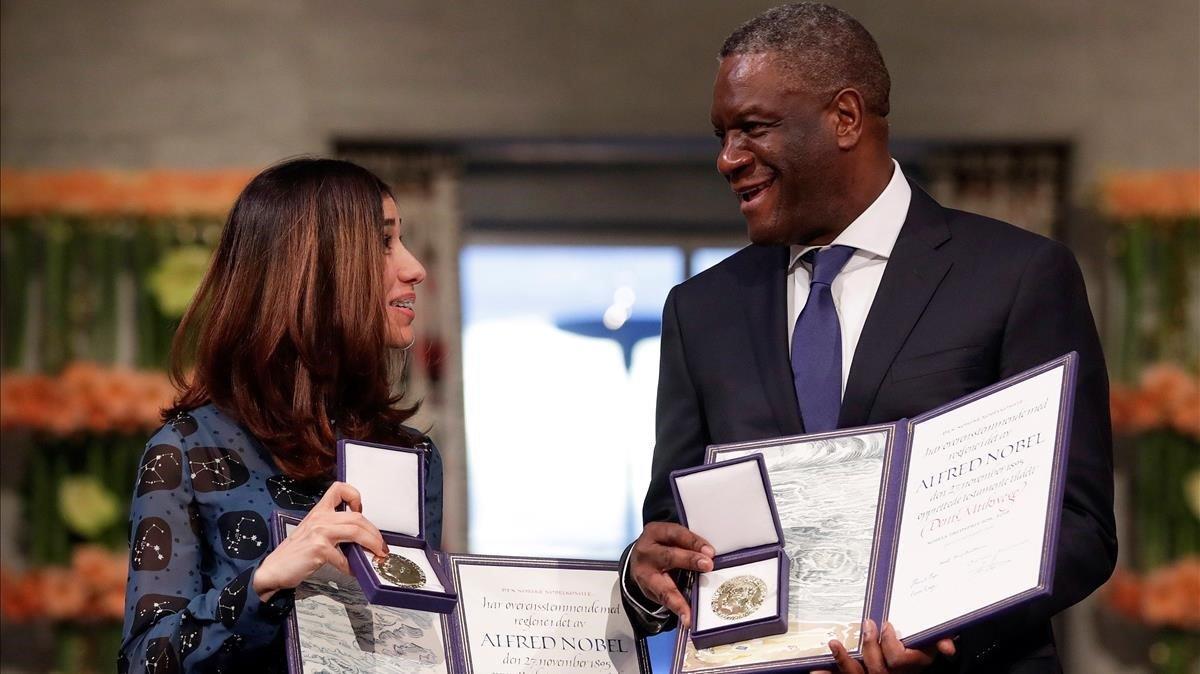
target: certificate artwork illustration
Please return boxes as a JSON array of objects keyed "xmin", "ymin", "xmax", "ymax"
[
  {"xmin": 293, "ymin": 564, "xmax": 450, "ymax": 674},
  {"xmin": 684, "ymin": 431, "xmax": 889, "ymax": 671}
]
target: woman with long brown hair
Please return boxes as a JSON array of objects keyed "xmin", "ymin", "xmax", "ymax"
[{"xmin": 118, "ymin": 158, "xmax": 436, "ymax": 672}]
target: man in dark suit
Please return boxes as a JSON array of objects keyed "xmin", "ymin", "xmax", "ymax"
[{"xmin": 620, "ymin": 4, "xmax": 1116, "ymax": 673}]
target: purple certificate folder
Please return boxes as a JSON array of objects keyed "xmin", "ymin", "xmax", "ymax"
[
  {"xmin": 336, "ymin": 439, "xmax": 458, "ymax": 614},
  {"xmin": 269, "ymin": 518, "xmax": 648, "ymax": 674},
  {"xmin": 270, "ymin": 512, "xmax": 462, "ymax": 674},
  {"xmin": 672, "ymin": 353, "xmax": 1077, "ymax": 674}
]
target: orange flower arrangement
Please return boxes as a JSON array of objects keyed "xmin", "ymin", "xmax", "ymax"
[
  {"xmin": 1104, "ymin": 567, "xmax": 1144, "ymax": 622},
  {"xmin": 0, "ymin": 545, "xmax": 128, "ymax": 624},
  {"xmin": 1111, "ymin": 363, "xmax": 1200, "ymax": 440},
  {"xmin": 0, "ymin": 362, "xmax": 175, "ymax": 436},
  {"xmin": 1102, "ymin": 170, "xmax": 1200, "ymax": 220},
  {"xmin": 1104, "ymin": 558, "xmax": 1200, "ymax": 631},
  {"xmin": 0, "ymin": 168, "xmax": 253, "ymax": 217}
]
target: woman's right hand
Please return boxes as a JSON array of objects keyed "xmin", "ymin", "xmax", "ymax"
[{"xmin": 251, "ymin": 481, "xmax": 388, "ymax": 602}]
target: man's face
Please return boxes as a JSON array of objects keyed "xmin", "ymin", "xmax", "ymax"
[{"xmin": 711, "ymin": 53, "xmax": 841, "ymax": 246}]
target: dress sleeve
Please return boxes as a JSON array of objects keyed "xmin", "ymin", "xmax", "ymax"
[{"xmin": 118, "ymin": 423, "xmax": 291, "ymax": 673}]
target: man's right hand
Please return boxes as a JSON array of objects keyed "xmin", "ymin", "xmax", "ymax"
[{"xmin": 629, "ymin": 522, "xmax": 715, "ymax": 629}]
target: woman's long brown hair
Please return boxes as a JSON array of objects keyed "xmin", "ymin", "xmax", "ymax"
[{"xmin": 167, "ymin": 158, "xmax": 416, "ymax": 479}]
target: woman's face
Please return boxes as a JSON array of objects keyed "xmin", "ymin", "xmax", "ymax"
[{"xmin": 381, "ymin": 195, "xmax": 426, "ymax": 349}]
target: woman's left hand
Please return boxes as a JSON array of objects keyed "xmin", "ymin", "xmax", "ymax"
[{"xmin": 814, "ymin": 620, "xmax": 956, "ymax": 674}]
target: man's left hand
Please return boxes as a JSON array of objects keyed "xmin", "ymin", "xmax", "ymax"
[{"xmin": 813, "ymin": 620, "xmax": 956, "ymax": 674}]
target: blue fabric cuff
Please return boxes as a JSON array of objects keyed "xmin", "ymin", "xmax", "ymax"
[{"xmin": 220, "ymin": 564, "xmax": 291, "ymax": 644}]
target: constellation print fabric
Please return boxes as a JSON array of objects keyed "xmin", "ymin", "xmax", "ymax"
[{"xmin": 118, "ymin": 404, "xmax": 444, "ymax": 673}]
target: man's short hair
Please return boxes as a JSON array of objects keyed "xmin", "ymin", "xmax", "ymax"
[{"xmin": 720, "ymin": 2, "xmax": 891, "ymax": 117}]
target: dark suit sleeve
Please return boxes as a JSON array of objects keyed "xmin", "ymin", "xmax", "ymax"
[
  {"xmin": 421, "ymin": 436, "xmax": 444, "ymax": 551},
  {"xmin": 620, "ymin": 286, "xmax": 713, "ymax": 635},
  {"xmin": 643, "ymin": 286, "xmax": 712, "ymax": 524},
  {"xmin": 955, "ymin": 239, "xmax": 1118, "ymax": 671}
]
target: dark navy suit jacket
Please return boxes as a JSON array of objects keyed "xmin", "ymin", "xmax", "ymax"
[{"xmin": 624, "ymin": 184, "xmax": 1116, "ymax": 673}]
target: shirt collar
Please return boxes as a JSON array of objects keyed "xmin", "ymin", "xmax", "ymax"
[{"xmin": 789, "ymin": 159, "xmax": 912, "ymax": 270}]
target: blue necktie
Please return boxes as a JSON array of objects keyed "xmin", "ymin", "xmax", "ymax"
[{"xmin": 791, "ymin": 245, "xmax": 856, "ymax": 433}]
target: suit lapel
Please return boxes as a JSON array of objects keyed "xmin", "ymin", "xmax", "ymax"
[
  {"xmin": 741, "ymin": 245, "xmax": 806, "ymax": 436},
  {"xmin": 839, "ymin": 185, "xmax": 953, "ymax": 428}
]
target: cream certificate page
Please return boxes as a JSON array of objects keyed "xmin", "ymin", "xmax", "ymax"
[
  {"xmin": 453, "ymin": 559, "xmax": 644, "ymax": 674},
  {"xmin": 886, "ymin": 364, "xmax": 1066, "ymax": 639}
]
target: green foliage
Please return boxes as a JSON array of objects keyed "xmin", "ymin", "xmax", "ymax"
[
  {"xmin": 148, "ymin": 244, "xmax": 213, "ymax": 318},
  {"xmin": 1111, "ymin": 217, "xmax": 1200, "ymax": 379},
  {"xmin": 23, "ymin": 435, "xmax": 146, "ymax": 565},
  {"xmin": 1, "ymin": 215, "xmax": 219, "ymax": 567},
  {"xmin": 1112, "ymin": 216, "xmax": 1200, "ymax": 578},
  {"xmin": 0, "ymin": 217, "xmax": 220, "ymax": 372},
  {"xmin": 58, "ymin": 475, "xmax": 121, "ymax": 540}
]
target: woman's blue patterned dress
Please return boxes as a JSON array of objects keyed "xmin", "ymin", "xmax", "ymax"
[{"xmin": 118, "ymin": 403, "xmax": 443, "ymax": 673}]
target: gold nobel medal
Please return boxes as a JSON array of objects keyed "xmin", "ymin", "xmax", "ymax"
[
  {"xmin": 711, "ymin": 574, "xmax": 767, "ymax": 621},
  {"xmin": 373, "ymin": 552, "xmax": 426, "ymax": 588}
]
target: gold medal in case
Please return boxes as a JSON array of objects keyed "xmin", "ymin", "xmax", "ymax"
[
  {"xmin": 373, "ymin": 552, "xmax": 426, "ymax": 589},
  {"xmin": 711, "ymin": 574, "xmax": 767, "ymax": 621}
]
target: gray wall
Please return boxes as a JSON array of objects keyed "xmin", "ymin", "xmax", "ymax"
[
  {"xmin": 2, "ymin": 3, "xmax": 1193, "ymax": 672},
  {"xmin": 3, "ymin": 0, "xmax": 1198, "ymax": 193}
]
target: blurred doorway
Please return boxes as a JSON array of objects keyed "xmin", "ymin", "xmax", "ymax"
[{"xmin": 455, "ymin": 139, "xmax": 744, "ymax": 558}]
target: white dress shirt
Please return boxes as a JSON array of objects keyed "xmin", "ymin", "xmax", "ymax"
[
  {"xmin": 623, "ymin": 160, "xmax": 912, "ymax": 621},
  {"xmin": 788, "ymin": 159, "xmax": 911, "ymax": 398}
]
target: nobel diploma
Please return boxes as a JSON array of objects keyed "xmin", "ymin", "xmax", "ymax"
[
  {"xmin": 885, "ymin": 363, "xmax": 1068, "ymax": 641},
  {"xmin": 452, "ymin": 557, "xmax": 648, "ymax": 673}
]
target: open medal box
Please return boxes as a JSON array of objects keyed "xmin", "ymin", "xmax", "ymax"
[
  {"xmin": 337, "ymin": 439, "xmax": 458, "ymax": 613},
  {"xmin": 670, "ymin": 453, "xmax": 791, "ymax": 650}
]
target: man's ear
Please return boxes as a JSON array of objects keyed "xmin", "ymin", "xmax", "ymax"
[{"xmin": 831, "ymin": 88, "xmax": 866, "ymax": 150}]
